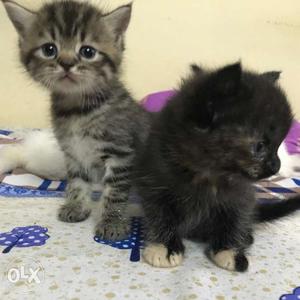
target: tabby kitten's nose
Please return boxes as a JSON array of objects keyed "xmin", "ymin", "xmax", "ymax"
[{"xmin": 60, "ymin": 61, "xmax": 75, "ymax": 72}]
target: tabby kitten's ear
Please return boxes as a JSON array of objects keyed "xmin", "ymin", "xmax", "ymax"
[
  {"xmin": 2, "ymin": 0, "xmax": 36, "ymax": 37},
  {"xmin": 261, "ymin": 71, "xmax": 281, "ymax": 83},
  {"xmin": 103, "ymin": 4, "xmax": 132, "ymax": 39}
]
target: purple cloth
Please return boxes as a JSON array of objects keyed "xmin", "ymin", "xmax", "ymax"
[
  {"xmin": 142, "ymin": 90, "xmax": 176, "ymax": 112},
  {"xmin": 284, "ymin": 120, "xmax": 300, "ymax": 154}
]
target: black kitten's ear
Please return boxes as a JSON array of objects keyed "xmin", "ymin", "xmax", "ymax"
[
  {"xmin": 2, "ymin": 0, "xmax": 36, "ymax": 37},
  {"xmin": 190, "ymin": 64, "xmax": 204, "ymax": 75},
  {"xmin": 103, "ymin": 4, "xmax": 132, "ymax": 38},
  {"xmin": 261, "ymin": 71, "xmax": 281, "ymax": 83},
  {"xmin": 214, "ymin": 62, "xmax": 242, "ymax": 96}
]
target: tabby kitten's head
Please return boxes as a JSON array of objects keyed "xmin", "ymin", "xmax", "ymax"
[{"xmin": 3, "ymin": 0, "xmax": 131, "ymax": 94}]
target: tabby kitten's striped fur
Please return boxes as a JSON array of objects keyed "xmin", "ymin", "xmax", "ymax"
[{"xmin": 3, "ymin": 0, "xmax": 149, "ymax": 239}]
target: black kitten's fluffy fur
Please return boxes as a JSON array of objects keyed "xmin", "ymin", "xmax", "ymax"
[{"xmin": 135, "ymin": 62, "xmax": 300, "ymax": 271}]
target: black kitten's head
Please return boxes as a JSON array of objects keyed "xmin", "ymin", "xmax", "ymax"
[{"xmin": 174, "ymin": 63, "xmax": 293, "ymax": 180}]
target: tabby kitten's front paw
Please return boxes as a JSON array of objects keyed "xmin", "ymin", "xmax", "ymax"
[
  {"xmin": 95, "ymin": 219, "xmax": 130, "ymax": 240},
  {"xmin": 58, "ymin": 203, "xmax": 91, "ymax": 223}
]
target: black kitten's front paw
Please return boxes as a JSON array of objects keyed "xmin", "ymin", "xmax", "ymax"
[
  {"xmin": 58, "ymin": 203, "xmax": 91, "ymax": 223},
  {"xmin": 95, "ymin": 218, "xmax": 129, "ymax": 240},
  {"xmin": 143, "ymin": 243, "xmax": 184, "ymax": 268},
  {"xmin": 209, "ymin": 249, "xmax": 249, "ymax": 272}
]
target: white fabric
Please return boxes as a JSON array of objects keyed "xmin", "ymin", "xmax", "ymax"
[{"xmin": 0, "ymin": 197, "xmax": 299, "ymax": 300}]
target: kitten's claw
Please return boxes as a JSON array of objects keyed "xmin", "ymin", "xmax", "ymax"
[
  {"xmin": 58, "ymin": 203, "xmax": 91, "ymax": 223},
  {"xmin": 95, "ymin": 219, "xmax": 129, "ymax": 240}
]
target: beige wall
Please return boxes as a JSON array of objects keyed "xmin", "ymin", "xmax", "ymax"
[{"xmin": 0, "ymin": 0, "xmax": 299, "ymax": 128}]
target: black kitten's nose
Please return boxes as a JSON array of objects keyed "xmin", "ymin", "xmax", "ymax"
[
  {"xmin": 59, "ymin": 62, "xmax": 74, "ymax": 71},
  {"xmin": 267, "ymin": 158, "xmax": 281, "ymax": 175}
]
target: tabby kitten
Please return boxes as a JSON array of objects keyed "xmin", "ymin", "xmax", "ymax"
[
  {"xmin": 135, "ymin": 63, "xmax": 300, "ymax": 271},
  {"xmin": 3, "ymin": 0, "xmax": 149, "ymax": 239}
]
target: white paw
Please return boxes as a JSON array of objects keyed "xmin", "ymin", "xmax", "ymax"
[
  {"xmin": 210, "ymin": 249, "xmax": 236, "ymax": 271},
  {"xmin": 143, "ymin": 243, "xmax": 183, "ymax": 268},
  {"xmin": 209, "ymin": 249, "xmax": 249, "ymax": 272}
]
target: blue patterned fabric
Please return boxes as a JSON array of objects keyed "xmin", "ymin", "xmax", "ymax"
[
  {"xmin": 0, "ymin": 183, "xmax": 64, "ymax": 198},
  {"xmin": 280, "ymin": 287, "xmax": 300, "ymax": 300},
  {"xmin": 0, "ymin": 225, "xmax": 50, "ymax": 253},
  {"xmin": 94, "ymin": 217, "xmax": 144, "ymax": 262},
  {"xmin": 0, "ymin": 129, "xmax": 12, "ymax": 136}
]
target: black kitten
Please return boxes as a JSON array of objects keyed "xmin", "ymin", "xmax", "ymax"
[{"xmin": 135, "ymin": 62, "xmax": 300, "ymax": 271}]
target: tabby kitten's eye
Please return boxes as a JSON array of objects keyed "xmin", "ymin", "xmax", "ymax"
[
  {"xmin": 80, "ymin": 46, "xmax": 97, "ymax": 60},
  {"xmin": 41, "ymin": 43, "xmax": 58, "ymax": 59}
]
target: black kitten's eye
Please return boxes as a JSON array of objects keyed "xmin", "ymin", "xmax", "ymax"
[
  {"xmin": 41, "ymin": 43, "xmax": 57, "ymax": 59},
  {"xmin": 254, "ymin": 141, "xmax": 265, "ymax": 153},
  {"xmin": 80, "ymin": 46, "xmax": 97, "ymax": 59}
]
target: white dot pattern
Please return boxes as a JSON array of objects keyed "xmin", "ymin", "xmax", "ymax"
[{"xmin": 0, "ymin": 225, "xmax": 49, "ymax": 249}]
